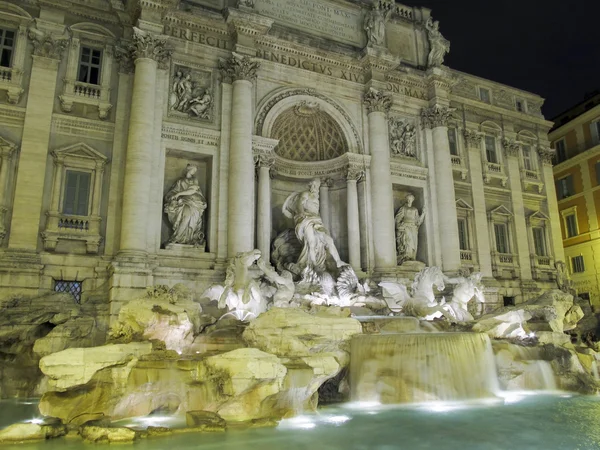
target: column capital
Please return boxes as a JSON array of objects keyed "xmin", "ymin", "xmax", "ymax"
[
  {"xmin": 462, "ymin": 129, "xmax": 482, "ymax": 148},
  {"xmin": 420, "ymin": 104, "xmax": 454, "ymax": 129},
  {"xmin": 130, "ymin": 27, "xmax": 172, "ymax": 68},
  {"xmin": 320, "ymin": 177, "xmax": 334, "ymax": 188},
  {"xmin": 346, "ymin": 166, "xmax": 365, "ymax": 182},
  {"xmin": 502, "ymin": 138, "xmax": 520, "ymax": 157},
  {"xmin": 219, "ymin": 52, "xmax": 260, "ymax": 83},
  {"xmin": 114, "ymin": 44, "xmax": 135, "ymax": 74},
  {"xmin": 363, "ymin": 88, "xmax": 392, "ymax": 114},
  {"xmin": 537, "ymin": 146, "xmax": 555, "ymax": 165},
  {"xmin": 28, "ymin": 27, "xmax": 69, "ymax": 60},
  {"xmin": 253, "ymin": 152, "xmax": 275, "ymax": 169}
]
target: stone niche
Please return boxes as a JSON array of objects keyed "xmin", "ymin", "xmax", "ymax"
[
  {"xmin": 270, "ymin": 177, "xmax": 349, "ymax": 263},
  {"xmin": 161, "ymin": 152, "xmax": 212, "ymax": 251},
  {"xmin": 393, "ymin": 186, "xmax": 429, "ymax": 265}
]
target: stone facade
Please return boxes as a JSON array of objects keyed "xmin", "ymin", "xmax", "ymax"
[
  {"xmin": 550, "ymin": 92, "xmax": 600, "ymax": 307},
  {"xmin": 0, "ymin": 0, "xmax": 560, "ymax": 317}
]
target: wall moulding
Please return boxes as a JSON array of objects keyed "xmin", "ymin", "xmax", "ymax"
[
  {"xmin": 272, "ymin": 152, "xmax": 370, "ymax": 181},
  {"xmin": 161, "ymin": 123, "xmax": 220, "ymax": 148},
  {"xmin": 51, "ymin": 115, "xmax": 115, "ymax": 142}
]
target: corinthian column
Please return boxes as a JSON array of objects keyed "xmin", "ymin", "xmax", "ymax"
[
  {"xmin": 254, "ymin": 152, "xmax": 274, "ymax": 261},
  {"xmin": 421, "ymin": 104, "xmax": 461, "ymax": 271},
  {"xmin": 220, "ymin": 53, "xmax": 260, "ymax": 257},
  {"xmin": 119, "ymin": 28, "xmax": 171, "ymax": 257},
  {"xmin": 346, "ymin": 167, "xmax": 364, "ymax": 271},
  {"xmin": 364, "ymin": 88, "xmax": 396, "ymax": 270}
]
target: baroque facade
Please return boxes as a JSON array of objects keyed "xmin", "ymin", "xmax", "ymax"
[
  {"xmin": 550, "ymin": 92, "xmax": 600, "ymax": 307},
  {"xmin": 0, "ymin": 0, "xmax": 562, "ymax": 319}
]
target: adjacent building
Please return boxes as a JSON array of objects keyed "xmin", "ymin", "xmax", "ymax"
[
  {"xmin": 0, "ymin": 0, "xmax": 563, "ymax": 320},
  {"xmin": 550, "ymin": 91, "xmax": 600, "ymax": 307}
]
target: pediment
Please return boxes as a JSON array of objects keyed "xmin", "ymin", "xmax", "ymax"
[
  {"xmin": 0, "ymin": 135, "xmax": 17, "ymax": 150},
  {"xmin": 455, "ymin": 198, "xmax": 473, "ymax": 210},
  {"xmin": 52, "ymin": 143, "xmax": 108, "ymax": 163},
  {"xmin": 70, "ymin": 23, "xmax": 116, "ymax": 40},
  {"xmin": 0, "ymin": 2, "xmax": 32, "ymax": 20},
  {"xmin": 528, "ymin": 211, "xmax": 550, "ymax": 223},
  {"xmin": 488, "ymin": 205, "xmax": 513, "ymax": 217}
]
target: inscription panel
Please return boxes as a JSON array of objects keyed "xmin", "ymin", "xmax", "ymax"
[{"xmin": 255, "ymin": 0, "xmax": 365, "ymax": 47}]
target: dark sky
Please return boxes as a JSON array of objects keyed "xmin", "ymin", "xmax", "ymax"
[{"xmin": 415, "ymin": 0, "xmax": 600, "ymax": 119}]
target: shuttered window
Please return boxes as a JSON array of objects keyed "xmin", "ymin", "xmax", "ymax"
[
  {"xmin": 448, "ymin": 128, "xmax": 458, "ymax": 156},
  {"xmin": 485, "ymin": 136, "xmax": 497, "ymax": 163},
  {"xmin": 565, "ymin": 214, "xmax": 578, "ymax": 238},
  {"xmin": 63, "ymin": 170, "xmax": 91, "ymax": 216},
  {"xmin": 556, "ymin": 175, "xmax": 574, "ymax": 200},
  {"xmin": 522, "ymin": 145, "xmax": 533, "ymax": 171},
  {"xmin": 532, "ymin": 227, "xmax": 546, "ymax": 256},
  {"xmin": 494, "ymin": 223, "xmax": 509, "ymax": 254},
  {"xmin": 572, "ymin": 255, "xmax": 585, "ymax": 273},
  {"xmin": 458, "ymin": 218, "xmax": 469, "ymax": 250},
  {"xmin": 555, "ymin": 139, "xmax": 567, "ymax": 162}
]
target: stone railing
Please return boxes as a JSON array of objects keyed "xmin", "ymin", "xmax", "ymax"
[
  {"xmin": 530, "ymin": 254, "xmax": 555, "ymax": 281},
  {"xmin": 524, "ymin": 169, "xmax": 538, "ymax": 180},
  {"xmin": 521, "ymin": 168, "xmax": 544, "ymax": 193},
  {"xmin": 498, "ymin": 253, "xmax": 513, "ymax": 264},
  {"xmin": 451, "ymin": 155, "xmax": 468, "ymax": 180},
  {"xmin": 460, "ymin": 250, "xmax": 473, "ymax": 261},
  {"xmin": 451, "ymin": 155, "xmax": 461, "ymax": 165},
  {"xmin": 536, "ymin": 256, "xmax": 551, "ymax": 266},
  {"xmin": 491, "ymin": 251, "xmax": 519, "ymax": 279},
  {"xmin": 483, "ymin": 161, "xmax": 508, "ymax": 187},
  {"xmin": 486, "ymin": 162, "xmax": 502, "ymax": 173},
  {"xmin": 0, "ymin": 67, "xmax": 12, "ymax": 82},
  {"xmin": 42, "ymin": 211, "xmax": 102, "ymax": 253},
  {"xmin": 73, "ymin": 81, "xmax": 102, "ymax": 99}
]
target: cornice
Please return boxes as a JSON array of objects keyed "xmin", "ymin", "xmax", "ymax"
[
  {"xmin": 549, "ymin": 104, "xmax": 600, "ymax": 140},
  {"xmin": 163, "ymin": 10, "xmax": 229, "ymax": 36},
  {"xmin": 552, "ymin": 143, "xmax": 600, "ymax": 173},
  {"xmin": 38, "ymin": 0, "xmax": 121, "ymax": 24},
  {"xmin": 457, "ymin": 97, "xmax": 552, "ymax": 129}
]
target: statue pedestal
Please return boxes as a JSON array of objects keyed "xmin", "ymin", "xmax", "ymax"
[
  {"xmin": 398, "ymin": 260, "xmax": 426, "ymax": 272},
  {"xmin": 165, "ymin": 243, "xmax": 206, "ymax": 257}
]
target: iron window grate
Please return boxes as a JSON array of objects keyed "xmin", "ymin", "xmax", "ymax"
[{"xmin": 54, "ymin": 280, "xmax": 82, "ymax": 303}]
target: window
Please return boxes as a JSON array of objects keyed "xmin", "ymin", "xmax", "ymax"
[
  {"xmin": 532, "ymin": 227, "xmax": 546, "ymax": 256},
  {"xmin": 485, "ymin": 136, "xmax": 497, "ymax": 163},
  {"xmin": 591, "ymin": 121, "xmax": 600, "ymax": 146},
  {"xmin": 448, "ymin": 128, "xmax": 458, "ymax": 156},
  {"xmin": 0, "ymin": 28, "xmax": 15, "ymax": 68},
  {"xmin": 63, "ymin": 170, "xmax": 91, "ymax": 216},
  {"xmin": 522, "ymin": 145, "xmax": 533, "ymax": 171},
  {"xmin": 555, "ymin": 139, "xmax": 567, "ymax": 163},
  {"xmin": 77, "ymin": 46, "xmax": 102, "ymax": 85},
  {"xmin": 494, "ymin": 223, "xmax": 509, "ymax": 253},
  {"xmin": 515, "ymin": 99, "xmax": 526, "ymax": 113},
  {"xmin": 503, "ymin": 296, "xmax": 515, "ymax": 307},
  {"xmin": 565, "ymin": 213, "xmax": 578, "ymax": 238},
  {"xmin": 54, "ymin": 279, "xmax": 82, "ymax": 303},
  {"xmin": 572, "ymin": 255, "xmax": 585, "ymax": 273},
  {"xmin": 596, "ymin": 161, "xmax": 600, "ymax": 186},
  {"xmin": 556, "ymin": 175, "xmax": 574, "ymax": 200},
  {"xmin": 458, "ymin": 218, "xmax": 469, "ymax": 250},
  {"xmin": 479, "ymin": 87, "xmax": 491, "ymax": 104}
]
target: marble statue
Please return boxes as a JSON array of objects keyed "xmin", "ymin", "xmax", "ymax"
[
  {"xmin": 380, "ymin": 266, "xmax": 451, "ymax": 320},
  {"xmin": 443, "ymin": 272, "xmax": 485, "ymax": 322},
  {"xmin": 395, "ymin": 194, "xmax": 426, "ymax": 264},
  {"xmin": 363, "ymin": 0, "xmax": 393, "ymax": 47},
  {"xmin": 256, "ymin": 257, "xmax": 295, "ymax": 307},
  {"xmin": 555, "ymin": 261, "xmax": 574, "ymax": 294},
  {"xmin": 282, "ymin": 178, "xmax": 348, "ymax": 284},
  {"xmin": 425, "ymin": 17, "xmax": 450, "ymax": 68},
  {"xmin": 164, "ymin": 164, "xmax": 207, "ymax": 246},
  {"xmin": 389, "ymin": 117, "xmax": 417, "ymax": 157},
  {"xmin": 170, "ymin": 70, "xmax": 213, "ymax": 119}
]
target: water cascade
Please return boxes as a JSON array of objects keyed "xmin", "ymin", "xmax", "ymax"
[{"xmin": 350, "ymin": 332, "xmax": 500, "ymax": 403}]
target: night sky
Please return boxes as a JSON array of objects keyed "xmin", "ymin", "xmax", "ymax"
[{"xmin": 415, "ymin": 0, "xmax": 600, "ymax": 119}]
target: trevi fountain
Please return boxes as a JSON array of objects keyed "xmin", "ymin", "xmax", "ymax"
[{"xmin": 0, "ymin": 175, "xmax": 599, "ymax": 449}]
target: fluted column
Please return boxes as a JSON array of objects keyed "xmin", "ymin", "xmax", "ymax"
[
  {"xmin": 346, "ymin": 167, "xmax": 363, "ymax": 271},
  {"xmin": 539, "ymin": 147, "xmax": 565, "ymax": 263},
  {"xmin": 8, "ymin": 28, "xmax": 68, "ymax": 250},
  {"xmin": 364, "ymin": 88, "xmax": 396, "ymax": 270},
  {"xmin": 119, "ymin": 28, "xmax": 171, "ymax": 257},
  {"xmin": 463, "ymin": 130, "xmax": 493, "ymax": 277},
  {"xmin": 422, "ymin": 104, "xmax": 461, "ymax": 271},
  {"xmin": 254, "ymin": 152, "xmax": 274, "ymax": 260},
  {"xmin": 220, "ymin": 53, "xmax": 260, "ymax": 257},
  {"xmin": 319, "ymin": 178, "xmax": 332, "ymax": 231}
]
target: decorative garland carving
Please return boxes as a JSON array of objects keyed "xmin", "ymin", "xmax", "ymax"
[
  {"xmin": 219, "ymin": 52, "xmax": 260, "ymax": 82},
  {"xmin": 502, "ymin": 138, "xmax": 520, "ymax": 157},
  {"xmin": 363, "ymin": 88, "xmax": 392, "ymax": 114},
  {"xmin": 462, "ymin": 129, "xmax": 481, "ymax": 148},
  {"xmin": 389, "ymin": 116, "xmax": 417, "ymax": 158},
  {"xmin": 28, "ymin": 28, "xmax": 69, "ymax": 60},
  {"xmin": 420, "ymin": 104, "xmax": 454, "ymax": 129},
  {"xmin": 537, "ymin": 146, "xmax": 555, "ymax": 165},
  {"xmin": 114, "ymin": 44, "xmax": 134, "ymax": 74}
]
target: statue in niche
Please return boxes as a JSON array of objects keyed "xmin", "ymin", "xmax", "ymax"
[
  {"xmin": 395, "ymin": 194, "xmax": 426, "ymax": 264},
  {"xmin": 164, "ymin": 164, "xmax": 207, "ymax": 247},
  {"xmin": 555, "ymin": 261, "xmax": 574, "ymax": 294},
  {"xmin": 425, "ymin": 17, "xmax": 450, "ymax": 68},
  {"xmin": 170, "ymin": 69, "xmax": 213, "ymax": 120},
  {"xmin": 363, "ymin": 0, "xmax": 394, "ymax": 47},
  {"xmin": 389, "ymin": 117, "xmax": 417, "ymax": 157},
  {"xmin": 282, "ymin": 178, "xmax": 349, "ymax": 284},
  {"xmin": 443, "ymin": 272, "xmax": 485, "ymax": 322}
]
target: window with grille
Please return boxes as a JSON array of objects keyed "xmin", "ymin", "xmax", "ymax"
[
  {"xmin": 494, "ymin": 223, "xmax": 509, "ymax": 254},
  {"xmin": 457, "ymin": 218, "xmax": 469, "ymax": 250},
  {"xmin": 448, "ymin": 128, "xmax": 458, "ymax": 156},
  {"xmin": 0, "ymin": 28, "xmax": 15, "ymax": 68},
  {"xmin": 63, "ymin": 170, "xmax": 91, "ymax": 216},
  {"xmin": 591, "ymin": 121, "xmax": 600, "ymax": 146},
  {"xmin": 532, "ymin": 227, "xmax": 546, "ymax": 256},
  {"xmin": 556, "ymin": 175, "xmax": 574, "ymax": 200},
  {"xmin": 555, "ymin": 139, "xmax": 567, "ymax": 163},
  {"xmin": 522, "ymin": 145, "xmax": 533, "ymax": 171},
  {"xmin": 77, "ymin": 47, "xmax": 102, "ymax": 85},
  {"xmin": 485, "ymin": 136, "xmax": 497, "ymax": 163},
  {"xmin": 572, "ymin": 255, "xmax": 585, "ymax": 273},
  {"xmin": 54, "ymin": 280, "xmax": 82, "ymax": 303},
  {"xmin": 565, "ymin": 214, "xmax": 578, "ymax": 238},
  {"xmin": 479, "ymin": 87, "xmax": 491, "ymax": 104},
  {"xmin": 515, "ymin": 99, "xmax": 525, "ymax": 113},
  {"xmin": 595, "ymin": 161, "xmax": 600, "ymax": 186}
]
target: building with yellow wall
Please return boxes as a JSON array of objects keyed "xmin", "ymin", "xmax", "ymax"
[{"xmin": 551, "ymin": 92, "xmax": 600, "ymax": 306}]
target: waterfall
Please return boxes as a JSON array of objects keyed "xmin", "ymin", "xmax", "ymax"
[{"xmin": 350, "ymin": 333, "xmax": 500, "ymax": 404}]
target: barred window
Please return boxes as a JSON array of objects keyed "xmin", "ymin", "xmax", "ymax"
[
  {"xmin": 54, "ymin": 280, "xmax": 82, "ymax": 303},
  {"xmin": 572, "ymin": 255, "xmax": 585, "ymax": 274}
]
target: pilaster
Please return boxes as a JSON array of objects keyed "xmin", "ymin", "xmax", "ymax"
[
  {"xmin": 225, "ymin": 8, "xmax": 273, "ymax": 56},
  {"xmin": 253, "ymin": 137, "xmax": 277, "ymax": 261},
  {"xmin": 346, "ymin": 166, "xmax": 364, "ymax": 271},
  {"xmin": 539, "ymin": 146, "xmax": 565, "ymax": 263}
]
